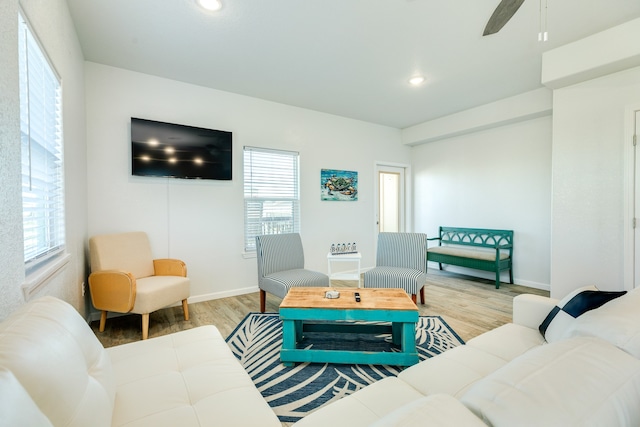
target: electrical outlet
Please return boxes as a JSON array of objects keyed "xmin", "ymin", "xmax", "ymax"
[{"xmin": 81, "ymin": 281, "xmax": 85, "ymax": 296}]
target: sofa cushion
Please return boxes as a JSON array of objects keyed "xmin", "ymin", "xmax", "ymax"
[
  {"xmin": 293, "ymin": 377, "xmax": 426, "ymax": 427},
  {"xmin": 0, "ymin": 296, "xmax": 115, "ymax": 427},
  {"xmin": 539, "ymin": 285, "xmax": 626, "ymax": 342},
  {"xmin": 0, "ymin": 368, "xmax": 53, "ymax": 427},
  {"xmin": 107, "ymin": 325, "xmax": 280, "ymax": 427},
  {"xmin": 466, "ymin": 323, "xmax": 545, "ymax": 362},
  {"xmin": 398, "ymin": 323, "xmax": 544, "ymax": 398},
  {"xmin": 561, "ymin": 286, "xmax": 640, "ymax": 358},
  {"xmin": 460, "ymin": 336, "xmax": 640, "ymax": 426},
  {"xmin": 398, "ymin": 345, "xmax": 506, "ymax": 398},
  {"xmin": 370, "ymin": 394, "xmax": 485, "ymax": 427}
]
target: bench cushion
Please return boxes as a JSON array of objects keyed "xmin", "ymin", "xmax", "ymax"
[{"xmin": 428, "ymin": 246, "xmax": 509, "ymax": 261}]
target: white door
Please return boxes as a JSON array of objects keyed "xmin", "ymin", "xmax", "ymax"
[{"xmin": 376, "ymin": 165, "xmax": 406, "ymax": 233}]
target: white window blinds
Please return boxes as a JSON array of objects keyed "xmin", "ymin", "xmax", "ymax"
[
  {"xmin": 18, "ymin": 13, "xmax": 66, "ymax": 272},
  {"xmin": 243, "ymin": 146, "xmax": 300, "ymax": 252}
]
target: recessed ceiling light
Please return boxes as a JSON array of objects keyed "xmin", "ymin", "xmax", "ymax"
[
  {"xmin": 197, "ymin": 0, "xmax": 222, "ymax": 12},
  {"xmin": 409, "ymin": 76, "xmax": 425, "ymax": 86}
]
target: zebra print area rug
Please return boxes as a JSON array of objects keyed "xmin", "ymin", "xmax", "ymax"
[{"xmin": 226, "ymin": 313, "xmax": 464, "ymax": 423}]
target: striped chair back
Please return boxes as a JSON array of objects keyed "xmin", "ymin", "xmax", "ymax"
[
  {"xmin": 376, "ymin": 233, "xmax": 428, "ymax": 272},
  {"xmin": 255, "ymin": 233, "xmax": 305, "ymax": 278}
]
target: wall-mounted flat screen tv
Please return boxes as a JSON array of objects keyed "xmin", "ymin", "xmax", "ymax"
[{"xmin": 131, "ymin": 117, "xmax": 232, "ymax": 180}]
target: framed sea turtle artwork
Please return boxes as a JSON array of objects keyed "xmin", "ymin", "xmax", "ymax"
[{"xmin": 321, "ymin": 169, "xmax": 358, "ymax": 201}]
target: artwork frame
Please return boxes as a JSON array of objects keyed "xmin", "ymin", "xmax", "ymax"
[{"xmin": 321, "ymin": 169, "xmax": 358, "ymax": 201}]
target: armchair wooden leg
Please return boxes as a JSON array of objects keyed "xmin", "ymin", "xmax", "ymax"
[
  {"xmin": 260, "ymin": 290, "xmax": 266, "ymax": 313},
  {"xmin": 411, "ymin": 294, "xmax": 417, "ymax": 304},
  {"xmin": 420, "ymin": 286, "xmax": 425, "ymax": 304},
  {"xmin": 99, "ymin": 311, "xmax": 107, "ymax": 332},
  {"xmin": 142, "ymin": 313, "xmax": 149, "ymax": 340},
  {"xmin": 182, "ymin": 299, "xmax": 189, "ymax": 321}
]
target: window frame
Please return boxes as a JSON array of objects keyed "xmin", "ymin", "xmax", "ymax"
[
  {"xmin": 18, "ymin": 11, "xmax": 68, "ymax": 299},
  {"xmin": 243, "ymin": 146, "xmax": 300, "ymax": 254}
]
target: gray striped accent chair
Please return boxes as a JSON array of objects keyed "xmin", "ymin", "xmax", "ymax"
[
  {"xmin": 363, "ymin": 232, "xmax": 428, "ymax": 304},
  {"xmin": 255, "ymin": 233, "xmax": 329, "ymax": 312}
]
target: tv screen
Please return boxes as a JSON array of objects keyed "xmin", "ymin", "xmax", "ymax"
[{"xmin": 131, "ymin": 117, "xmax": 232, "ymax": 180}]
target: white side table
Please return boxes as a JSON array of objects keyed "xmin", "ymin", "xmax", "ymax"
[{"xmin": 327, "ymin": 252, "xmax": 362, "ymax": 287}]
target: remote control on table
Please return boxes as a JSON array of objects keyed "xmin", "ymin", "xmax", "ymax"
[{"xmin": 355, "ymin": 292, "xmax": 361, "ymax": 302}]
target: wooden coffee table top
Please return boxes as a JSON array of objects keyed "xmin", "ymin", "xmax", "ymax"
[{"xmin": 280, "ymin": 287, "xmax": 417, "ymax": 311}]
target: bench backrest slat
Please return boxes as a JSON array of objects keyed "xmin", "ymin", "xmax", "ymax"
[{"xmin": 439, "ymin": 227, "xmax": 513, "ymax": 249}]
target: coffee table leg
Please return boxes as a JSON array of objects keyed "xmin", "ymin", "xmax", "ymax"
[
  {"xmin": 282, "ymin": 319, "xmax": 296, "ymax": 367},
  {"xmin": 392, "ymin": 322, "xmax": 401, "ymax": 346},
  {"xmin": 401, "ymin": 322, "xmax": 417, "ymax": 354},
  {"xmin": 295, "ymin": 320, "xmax": 303, "ymax": 342}
]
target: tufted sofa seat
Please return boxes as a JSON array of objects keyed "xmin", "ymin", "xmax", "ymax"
[{"xmin": 0, "ymin": 296, "xmax": 280, "ymax": 427}]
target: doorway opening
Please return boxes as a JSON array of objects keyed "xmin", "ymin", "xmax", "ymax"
[{"xmin": 375, "ymin": 163, "xmax": 410, "ymax": 235}]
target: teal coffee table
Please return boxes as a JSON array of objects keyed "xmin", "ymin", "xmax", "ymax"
[{"xmin": 279, "ymin": 287, "xmax": 419, "ymax": 367}]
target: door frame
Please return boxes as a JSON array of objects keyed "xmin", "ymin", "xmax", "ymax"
[
  {"xmin": 374, "ymin": 161, "xmax": 412, "ymax": 239},
  {"xmin": 623, "ymin": 104, "xmax": 640, "ymax": 290}
]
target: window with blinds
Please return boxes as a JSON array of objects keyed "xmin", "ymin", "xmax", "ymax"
[
  {"xmin": 18, "ymin": 13, "xmax": 66, "ymax": 274},
  {"xmin": 243, "ymin": 146, "xmax": 300, "ymax": 252}
]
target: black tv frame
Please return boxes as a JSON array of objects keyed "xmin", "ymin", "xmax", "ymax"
[{"xmin": 131, "ymin": 117, "xmax": 232, "ymax": 181}]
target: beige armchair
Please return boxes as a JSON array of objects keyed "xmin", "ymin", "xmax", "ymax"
[{"xmin": 88, "ymin": 231, "xmax": 190, "ymax": 339}]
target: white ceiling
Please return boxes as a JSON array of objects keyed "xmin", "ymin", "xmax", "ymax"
[{"xmin": 65, "ymin": 0, "xmax": 640, "ymax": 129}]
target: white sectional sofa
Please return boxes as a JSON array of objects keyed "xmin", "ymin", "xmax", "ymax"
[
  {"xmin": 0, "ymin": 296, "xmax": 280, "ymax": 427},
  {"xmin": 294, "ymin": 287, "xmax": 640, "ymax": 426},
  {"xmin": 4, "ymin": 288, "xmax": 640, "ymax": 427}
]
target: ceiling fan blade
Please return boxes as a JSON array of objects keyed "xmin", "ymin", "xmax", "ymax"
[{"xmin": 483, "ymin": 0, "xmax": 526, "ymax": 36}]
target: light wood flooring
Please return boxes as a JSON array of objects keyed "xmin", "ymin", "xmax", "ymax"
[{"xmin": 90, "ymin": 268, "xmax": 549, "ymax": 348}]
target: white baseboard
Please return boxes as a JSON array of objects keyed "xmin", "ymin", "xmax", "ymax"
[
  {"xmin": 513, "ymin": 280, "xmax": 550, "ymax": 292},
  {"xmin": 86, "ymin": 273, "xmax": 551, "ymax": 324},
  {"xmin": 87, "ymin": 286, "xmax": 260, "ymax": 323},
  {"xmin": 185, "ymin": 286, "xmax": 259, "ymax": 304},
  {"xmin": 426, "ymin": 262, "xmax": 550, "ymax": 292}
]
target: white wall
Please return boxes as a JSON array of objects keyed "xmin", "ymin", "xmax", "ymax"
[
  {"xmin": 85, "ymin": 63, "xmax": 410, "ymax": 307},
  {"xmin": 550, "ymin": 66, "xmax": 640, "ymax": 298},
  {"xmin": 0, "ymin": 0, "xmax": 88, "ymax": 320},
  {"xmin": 412, "ymin": 116, "xmax": 552, "ymax": 290},
  {"xmin": 0, "ymin": 0, "xmax": 23, "ymax": 318}
]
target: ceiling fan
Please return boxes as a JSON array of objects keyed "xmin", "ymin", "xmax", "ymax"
[{"xmin": 483, "ymin": 0, "xmax": 525, "ymax": 36}]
